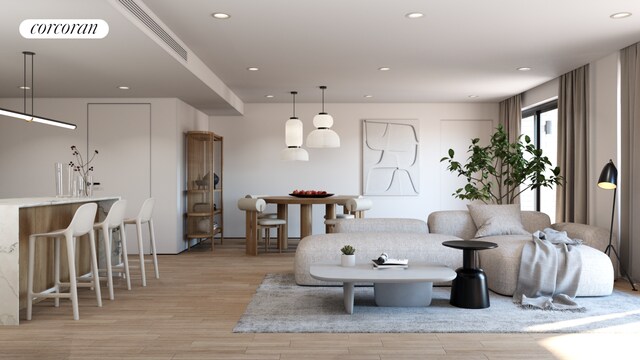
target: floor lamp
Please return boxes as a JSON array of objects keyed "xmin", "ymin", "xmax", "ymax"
[{"xmin": 598, "ymin": 159, "xmax": 637, "ymax": 291}]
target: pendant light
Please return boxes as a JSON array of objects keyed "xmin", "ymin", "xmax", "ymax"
[
  {"xmin": 0, "ymin": 51, "xmax": 76, "ymax": 130},
  {"xmin": 306, "ymin": 85, "xmax": 340, "ymax": 148},
  {"xmin": 280, "ymin": 91, "xmax": 309, "ymax": 161}
]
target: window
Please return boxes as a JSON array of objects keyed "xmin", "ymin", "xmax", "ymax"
[{"xmin": 520, "ymin": 100, "xmax": 558, "ymax": 221}]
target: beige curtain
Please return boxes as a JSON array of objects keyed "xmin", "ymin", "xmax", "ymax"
[
  {"xmin": 620, "ymin": 43, "xmax": 640, "ymax": 282},
  {"xmin": 499, "ymin": 94, "xmax": 522, "ymax": 143},
  {"xmin": 556, "ymin": 65, "xmax": 589, "ymax": 223},
  {"xmin": 498, "ymin": 94, "xmax": 522, "ymax": 203}
]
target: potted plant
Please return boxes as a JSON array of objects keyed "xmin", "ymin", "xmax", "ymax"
[
  {"xmin": 440, "ymin": 124, "xmax": 562, "ymax": 204},
  {"xmin": 340, "ymin": 245, "xmax": 356, "ymax": 267}
]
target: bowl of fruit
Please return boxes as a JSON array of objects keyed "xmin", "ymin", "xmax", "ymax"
[{"xmin": 289, "ymin": 189, "xmax": 334, "ymax": 198}]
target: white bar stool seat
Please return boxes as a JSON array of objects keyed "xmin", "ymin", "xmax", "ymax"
[
  {"xmin": 93, "ymin": 199, "xmax": 131, "ymax": 300},
  {"xmin": 27, "ymin": 202, "xmax": 101, "ymax": 321},
  {"xmin": 123, "ymin": 198, "xmax": 159, "ymax": 287}
]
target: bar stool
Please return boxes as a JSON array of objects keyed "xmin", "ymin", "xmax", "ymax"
[
  {"xmin": 93, "ymin": 199, "xmax": 130, "ymax": 300},
  {"xmin": 124, "ymin": 198, "xmax": 159, "ymax": 287},
  {"xmin": 27, "ymin": 202, "xmax": 101, "ymax": 321},
  {"xmin": 237, "ymin": 198, "xmax": 287, "ymax": 253}
]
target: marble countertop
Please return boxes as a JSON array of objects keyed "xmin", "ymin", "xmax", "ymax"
[{"xmin": 0, "ymin": 196, "xmax": 120, "ymax": 208}]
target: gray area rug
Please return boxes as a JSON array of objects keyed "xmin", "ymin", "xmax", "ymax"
[{"xmin": 234, "ymin": 273, "xmax": 640, "ymax": 333}]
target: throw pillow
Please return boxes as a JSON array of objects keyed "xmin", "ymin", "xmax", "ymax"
[{"xmin": 467, "ymin": 204, "xmax": 530, "ymax": 238}]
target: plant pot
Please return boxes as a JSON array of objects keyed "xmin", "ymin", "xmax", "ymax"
[{"xmin": 341, "ymin": 254, "xmax": 355, "ymax": 267}]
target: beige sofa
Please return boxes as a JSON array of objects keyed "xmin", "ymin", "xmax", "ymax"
[
  {"xmin": 294, "ymin": 211, "xmax": 614, "ymax": 297},
  {"xmin": 427, "ymin": 210, "xmax": 614, "ymax": 296},
  {"xmin": 294, "ymin": 219, "xmax": 463, "ymax": 286}
]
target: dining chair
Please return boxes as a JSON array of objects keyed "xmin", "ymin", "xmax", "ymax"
[
  {"xmin": 237, "ymin": 198, "xmax": 287, "ymax": 253},
  {"xmin": 325, "ymin": 197, "xmax": 373, "ymax": 232}
]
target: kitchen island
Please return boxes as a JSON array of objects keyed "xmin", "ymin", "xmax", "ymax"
[{"xmin": 0, "ymin": 196, "xmax": 119, "ymax": 325}]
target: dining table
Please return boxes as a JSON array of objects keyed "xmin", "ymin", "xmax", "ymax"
[{"xmin": 259, "ymin": 195, "xmax": 360, "ymax": 252}]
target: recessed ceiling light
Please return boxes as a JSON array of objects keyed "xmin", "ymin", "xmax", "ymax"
[
  {"xmin": 18, "ymin": 86, "xmax": 30, "ymax": 90},
  {"xmin": 517, "ymin": 67, "xmax": 532, "ymax": 71},
  {"xmin": 405, "ymin": 12, "xmax": 424, "ymax": 19},
  {"xmin": 378, "ymin": 67, "xmax": 391, "ymax": 71},
  {"xmin": 610, "ymin": 12, "xmax": 632, "ymax": 19},
  {"xmin": 364, "ymin": 95, "xmax": 374, "ymax": 98},
  {"xmin": 468, "ymin": 95, "xmax": 479, "ymax": 98},
  {"xmin": 118, "ymin": 86, "xmax": 130, "ymax": 90},
  {"xmin": 265, "ymin": 95, "xmax": 274, "ymax": 98},
  {"xmin": 247, "ymin": 67, "xmax": 259, "ymax": 71},
  {"xmin": 212, "ymin": 13, "xmax": 230, "ymax": 19}
]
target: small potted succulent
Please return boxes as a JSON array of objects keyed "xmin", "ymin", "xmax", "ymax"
[{"xmin": 340, "ymin": 245, "xmax": 356, "ymax": 267}]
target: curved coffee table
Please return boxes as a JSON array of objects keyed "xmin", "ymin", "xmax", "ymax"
[
  {"xmin": 310, "ymin": 263, "xmax": 456, "ymax": 314},
  {"xmin": 442, "ymin": 240, "xmax": 498, "ymax": 309}
]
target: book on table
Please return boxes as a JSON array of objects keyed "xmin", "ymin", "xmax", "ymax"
[{"xmin": 371, "ymin": 255, "xmax": 408, "ymax": 269}]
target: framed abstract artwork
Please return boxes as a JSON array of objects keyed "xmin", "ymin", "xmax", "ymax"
[{"xmin": 362, "ymin": 119, "xmax": 420, "ymax": 196}]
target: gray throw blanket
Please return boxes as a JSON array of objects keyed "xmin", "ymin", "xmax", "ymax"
[{"xmin": 513, "ymin": 228, "xmax": 585, "ymax": 311}]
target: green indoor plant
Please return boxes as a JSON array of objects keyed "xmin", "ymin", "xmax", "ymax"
[
  {"xmin": 340, "ymin": 245, "xmax": 355, "ymax": 267},
  {"xmin": 440, "ymin": 124, "xmax": 562, "ymax": 204}
]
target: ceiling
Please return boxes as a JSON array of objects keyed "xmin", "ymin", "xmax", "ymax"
[{"xmin": 2, "ymin": 0, "xmax": 640, "ymax": 115}]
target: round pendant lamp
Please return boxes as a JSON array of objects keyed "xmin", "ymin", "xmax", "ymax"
[
  {"xmin": 307, "ymin": 86, "xmax": 340, "ymax": 148},
  {"xmin": 281, "ymin": 91, "xmax": 309, "ymax": 161}
]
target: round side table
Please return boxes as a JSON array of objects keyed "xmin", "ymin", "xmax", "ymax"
[{"xmin": 442, "ymin": 240, "xmax": 498, "ymax": 309}]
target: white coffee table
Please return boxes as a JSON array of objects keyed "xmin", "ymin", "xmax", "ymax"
[{"xmin": 309, "ymin": 263, "xmax": 456, "ymax": 314}]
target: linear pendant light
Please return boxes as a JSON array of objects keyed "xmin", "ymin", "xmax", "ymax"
[
  {"xmin": 307, "ymin": 85, "xmax": 340, "ymax": 148},
  {"xmin": 280, "ymin": 91, "xmax": 309, "ymax": 161},
  {"xmin": 0, "ymin": 51, "xmax": 76, "ymax": 130}
]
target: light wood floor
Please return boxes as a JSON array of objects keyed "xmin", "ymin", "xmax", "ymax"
[{"xmin": 1, "ymin": 238, "xmax": 638, "ymax": 360}]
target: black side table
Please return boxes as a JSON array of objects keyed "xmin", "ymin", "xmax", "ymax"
[{"xmin": 443, "ymin": 240, "xmax": 498, "ymax": 309}]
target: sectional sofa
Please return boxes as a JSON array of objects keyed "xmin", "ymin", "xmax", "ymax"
[{"xmin": 294, "ymin": 210, "xmax": 614, "ymax": 297}]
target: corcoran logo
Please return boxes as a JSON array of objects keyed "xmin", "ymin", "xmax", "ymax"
[{"xmin": 20, "ymin": 19, "xmax": 109, "ymax": 39}]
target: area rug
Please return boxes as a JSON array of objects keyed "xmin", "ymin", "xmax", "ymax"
[{"xmin": 233, "ymin": 273, "xmax": 640, "ymax": 333}]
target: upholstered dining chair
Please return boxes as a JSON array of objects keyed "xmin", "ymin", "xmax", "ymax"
[
  {"xmin": 237, "ymin": 197, "xmax": 287, "ymax": 254},
  {"xmin": 325, "ymin": 197, "xmax": 373, "ymax": 232}
]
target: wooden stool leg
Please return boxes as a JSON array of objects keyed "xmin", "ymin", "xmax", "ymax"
[{"xmin": 65, "ymin": 236, "xmax": 80, "ymax": 321}]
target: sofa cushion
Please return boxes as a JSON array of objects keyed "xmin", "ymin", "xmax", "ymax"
[
  {"xmin": 427, "ymin": 211, "xmax": 478, "ymax": 240},
  {"xmin": 467, "ymin": 204, "xmax": 529, "ymax": 238}
]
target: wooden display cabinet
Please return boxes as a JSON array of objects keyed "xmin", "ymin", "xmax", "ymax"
[{"xmin": 184, "ymin": 131, "xmax": 223, "ymax": 250}]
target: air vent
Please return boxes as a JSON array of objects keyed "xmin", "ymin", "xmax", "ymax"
[{"xmin": 118, "ymin": 0, "xmax": 188, "ymax": 61}]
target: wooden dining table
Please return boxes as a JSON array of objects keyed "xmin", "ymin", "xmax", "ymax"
[{"xmin": 259, "ymin": 195, "xmax": 359, "ymax": 251}]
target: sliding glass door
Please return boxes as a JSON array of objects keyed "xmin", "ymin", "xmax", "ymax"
[{"xmin": 520, "ymin": 101, "xmax": 558, "ymax": 221}]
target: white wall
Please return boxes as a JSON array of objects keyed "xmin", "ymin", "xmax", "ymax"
[
  {"xmin": 522, "ymin": 78, "xmax": 559, "ymax": 110},
  {"xmin": 210, "ymin": 102, "xmax": 498, "ymax": 238},
  {"xmin": 588, "ymin": 53, "xmax": 620, "ymax": 234},
  {"xmin": 0, "ymin": 97, "xmax": 208, "ymax": 254}
]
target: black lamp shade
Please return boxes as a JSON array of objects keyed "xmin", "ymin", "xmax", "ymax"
[{"xmin": 597, "ymin": 160, "xmax": 617, "ymax": 189}]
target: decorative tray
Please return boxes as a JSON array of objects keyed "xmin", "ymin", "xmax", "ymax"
[{"xmin": 288, "ymin": 193, "xmax": 334, "ymax": 198}]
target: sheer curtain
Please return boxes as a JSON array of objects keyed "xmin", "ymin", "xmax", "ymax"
[
  {"xmin": 498, "ymin": 94, "xmax": 522, "ymax": 203},
  {"xmin": 556, "ymin": 65, "xmax": 589, "ymax": 223},
  {"xmin": 620, "ymin": 43, "xmax": 640, "ymax": 281}
]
